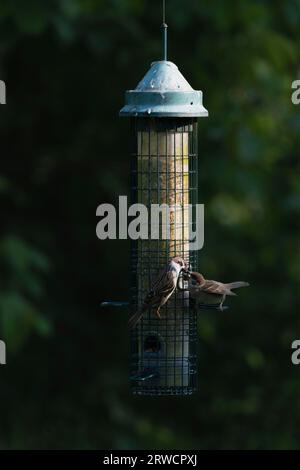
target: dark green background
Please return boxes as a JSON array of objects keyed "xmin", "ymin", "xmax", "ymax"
[{"xmin": 1, "ymin": 0, "xmax": 300, "ymax": 450}]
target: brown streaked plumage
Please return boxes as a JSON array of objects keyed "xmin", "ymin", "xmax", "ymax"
[
  {"xmin": 129, "ymin": 256, "xmax": 187, "ymax": 328},
  {"xmin": 189, "ymin": 271, "xmax": 249, "ymax": 310}
]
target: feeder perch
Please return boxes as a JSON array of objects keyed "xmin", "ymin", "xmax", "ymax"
[{"xmin": 119, "ymin": 10, "xmax": 208, "ymax": 396}]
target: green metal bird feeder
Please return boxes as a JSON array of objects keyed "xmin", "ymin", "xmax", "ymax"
[{"xmin": 120, "ymin": 4, "xmax": 208, "ymax": 396}]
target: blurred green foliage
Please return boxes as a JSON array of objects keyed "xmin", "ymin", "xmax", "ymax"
[{"xmin": 1, "ymin": 0, "xmax": 300, "ymax": 450}]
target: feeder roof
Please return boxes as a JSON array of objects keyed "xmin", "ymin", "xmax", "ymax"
[{"xmin": 119, "ymin": 60, "xmax": 208, "ymax": 118}]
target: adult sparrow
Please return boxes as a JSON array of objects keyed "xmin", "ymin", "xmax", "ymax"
[
  {"xmin": 129, "ymin": 256, "xmax": 187, "ymax": 328},
  {"xmin": 188, "ymin": 271, "xmax": 249, "ymax": 311}
]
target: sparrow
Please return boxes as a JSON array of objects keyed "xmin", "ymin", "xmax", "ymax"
[
  {"xmin": 188, "ymin": 271, "xmax": 249, "ymax": 310},
  {"xmin": 129, "ymin": 256, "xmax": 187, "ymax": 328}
]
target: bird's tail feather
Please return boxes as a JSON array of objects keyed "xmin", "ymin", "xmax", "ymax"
[{"xmin": 225, "ymin": 281, "xmax": 249, "ymax": 290}]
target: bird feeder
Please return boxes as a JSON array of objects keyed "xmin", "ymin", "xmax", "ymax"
[{"xmin": 120, "ymin": 13, "xmax": 208, "ymax": 396}]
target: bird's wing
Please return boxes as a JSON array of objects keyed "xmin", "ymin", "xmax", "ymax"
[
  {"xmin": 199, "ymin": 280, "xmax": 231, "ymax": 295},
  {"xmin": 142, "ymin": 269, "xmax": 176, "ymax": 308}
]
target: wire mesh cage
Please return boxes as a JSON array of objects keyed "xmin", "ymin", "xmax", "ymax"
[{"xmin": 129, "ymin": 117, "xmax": 198, "ymax": 396}]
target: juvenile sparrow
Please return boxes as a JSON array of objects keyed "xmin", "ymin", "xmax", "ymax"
[
  {"xmin": 129, "ymin": 256, "xmax": 187, "ymax": 328},
  {"xmin": 188, "ymin": 271, "xmax": 249, "ymax": 311}
]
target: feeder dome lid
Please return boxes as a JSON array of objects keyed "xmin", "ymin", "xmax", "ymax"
[{"xmin": 119, "ymin": 60, "xmax": 208, "ymax": 118}]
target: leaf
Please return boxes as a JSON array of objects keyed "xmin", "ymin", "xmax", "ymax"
[{"xmin": 0, "ymin": 293, "xmax": 51, "ymax": 352}]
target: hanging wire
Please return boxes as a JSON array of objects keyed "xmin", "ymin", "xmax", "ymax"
[{"xmin": 162, "ymin": 0, "xmax": 168, "ymax": 61}]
